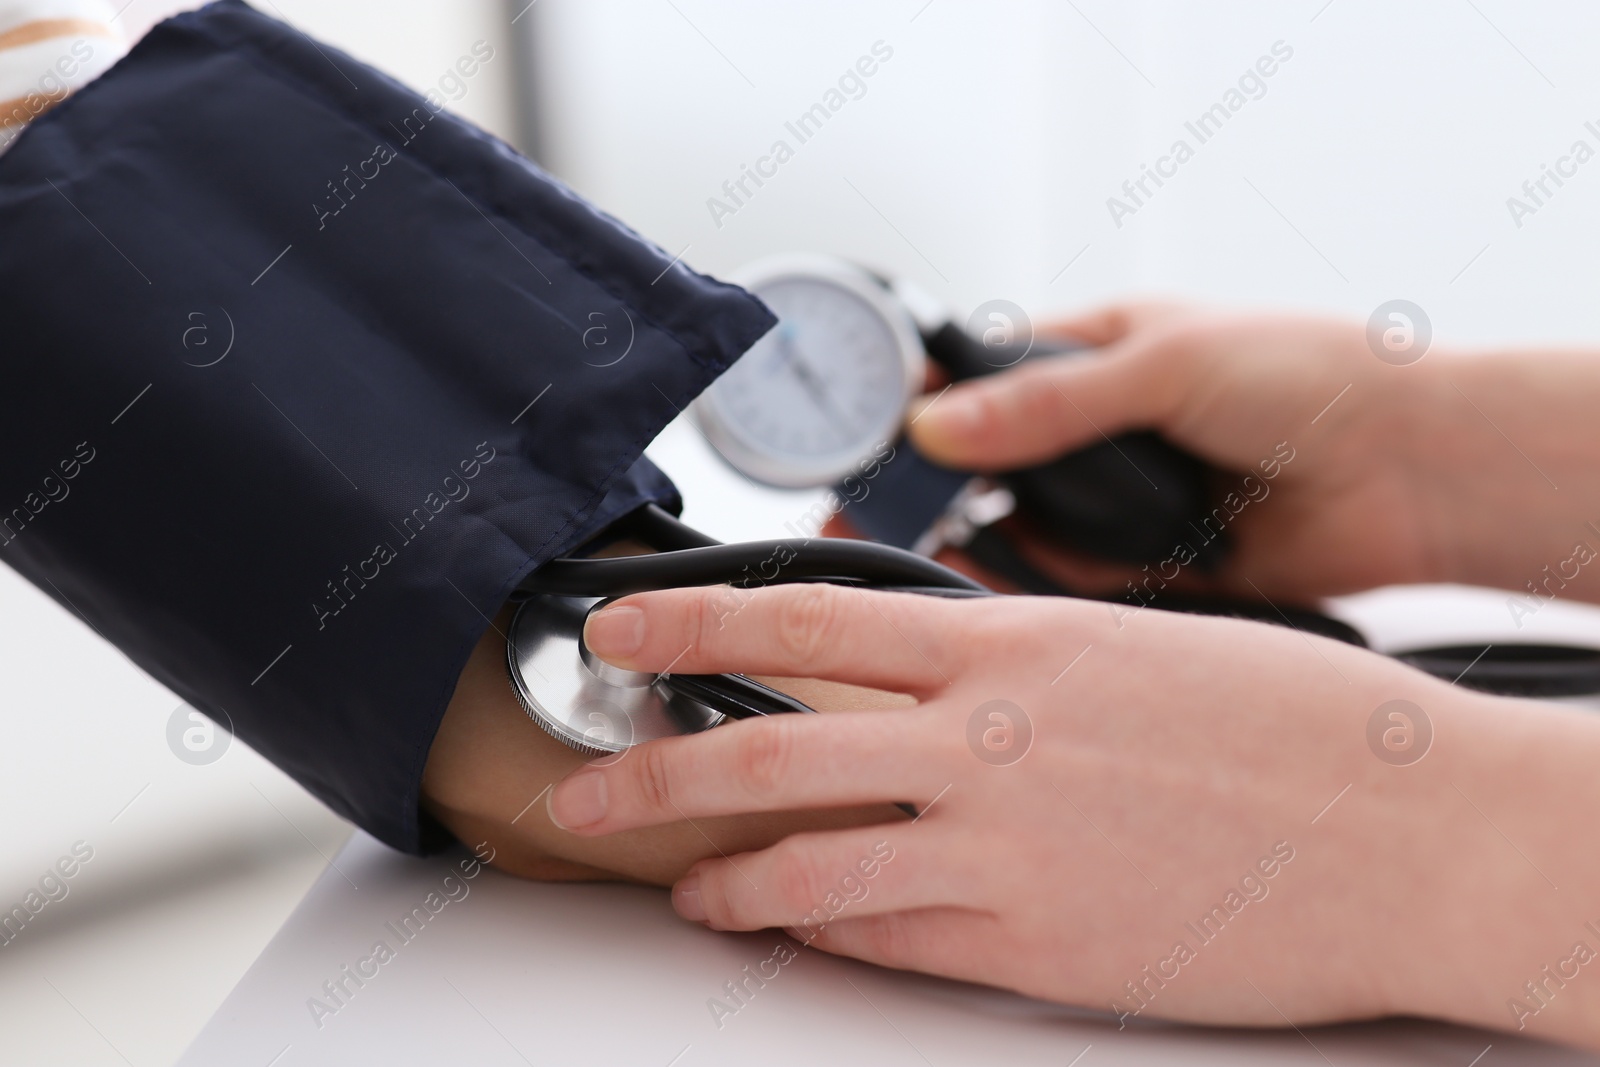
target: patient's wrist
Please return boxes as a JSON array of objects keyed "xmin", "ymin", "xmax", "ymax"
[{"xmin": 420, "ymin": 601, "xmax": 908, "ymax": 886}]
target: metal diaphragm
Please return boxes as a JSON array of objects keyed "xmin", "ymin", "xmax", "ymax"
[{"xmin": 505, "ymin": 594, "xmax": 724, "ymax": 756}]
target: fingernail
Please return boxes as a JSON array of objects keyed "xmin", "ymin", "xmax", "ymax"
[
  {"xmin": 673, "ymin": 873, "xmax": 707, "ymax": 921},
  {"xmin": 548, "ymin": 770, "xmax": 608, "ymax": 830},
  {"xmin": 584, "ymin": 605, "xmax": 645, "ymax": 659}
]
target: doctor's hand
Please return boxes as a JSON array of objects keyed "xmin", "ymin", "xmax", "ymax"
[
  {"xmin": 420, "ymin": 599, "xmax": 907, "ymax": 886},
  {"xmin": 551, "ymin": 582, "xmax": 1600, "ymax": 1049},
  {"xmin": 907, "ymin": 302, "xmax": 1600, "ymax": 606}
]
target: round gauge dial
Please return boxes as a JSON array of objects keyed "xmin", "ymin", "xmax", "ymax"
[{"xmin": 694, "ymin": 254, "xmax": 924, "ymax": 488}]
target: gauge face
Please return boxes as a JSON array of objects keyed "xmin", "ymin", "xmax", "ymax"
[{"xmin": 694, "ymin": 256, "xmax": 923, "ymax": 488}]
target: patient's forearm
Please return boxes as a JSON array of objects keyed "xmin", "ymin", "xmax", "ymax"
[{"xmin": 420, "ymin": 603, "xmax": 908, "ymax": 885}]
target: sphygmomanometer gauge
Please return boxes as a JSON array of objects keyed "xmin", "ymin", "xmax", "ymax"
[{"xmin": 693, "ymin": 254, "xmax": 925, "ymax": 489}]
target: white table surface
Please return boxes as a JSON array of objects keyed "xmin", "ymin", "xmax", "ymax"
[{"xmin": 174, "ymin": 830, "xmax": 1596, "ymax": 1066}]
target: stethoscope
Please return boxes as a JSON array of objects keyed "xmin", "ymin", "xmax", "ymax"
[
  {"xmin": 504, "ymin": 255, "xmax": 1600, "ymax": 761},
  {"xmin": 505, "ymin": 504, "xmax": 986, "ymax": 757}
]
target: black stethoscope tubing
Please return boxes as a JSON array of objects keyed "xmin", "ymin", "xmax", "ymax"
[{"xmin": 516, "ymin": 505, "xmax": 1600, "ymax": 700}]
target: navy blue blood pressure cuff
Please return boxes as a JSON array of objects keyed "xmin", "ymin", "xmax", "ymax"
[{"xmin": 0, "ymin": 1, "xmax": 774, "ymax": 853}]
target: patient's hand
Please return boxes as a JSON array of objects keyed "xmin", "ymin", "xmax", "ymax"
[{"xmin": 420, "ymin": 601, "xmax": 908, "ymax": 886}]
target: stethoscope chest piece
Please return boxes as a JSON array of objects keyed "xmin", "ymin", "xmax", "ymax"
[{"xmin": 506, "ymin": 595, "xmax": 725, "ymax": 756}]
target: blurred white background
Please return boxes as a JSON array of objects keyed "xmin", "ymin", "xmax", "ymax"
[
  {"xmin": 533, "ymin": 0, "xmax": 1600, "ymax": 339},
  {"xmin": 532, "ymin": 0, "xmax": 1600, "ymax": 540},
  {"xmin": 6, "ymin": 1, "xmax": 1600, "ymax": 1063}
]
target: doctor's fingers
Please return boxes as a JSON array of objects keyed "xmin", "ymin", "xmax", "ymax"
[
  {"xmin": 583, "ymin": 583, "xmax": 970, "ymax": 696},
  {"xmin": 676, "ymin": 825, "xmax": 973, "ymax": 932},
  {"xmin": 1044, "ymin": 300, "xmax": 1193, "ymax": 348},
  {"xmin": 907, "ymin": 327, "xmax": 1186, "ymax": 471},
  {"xmin": 787, "ymin": 907, "xmax": 1002, "ymax": 982},
  {"xmin": 548, "ymin": 710, "xmax": 956, "ymax": 836}
]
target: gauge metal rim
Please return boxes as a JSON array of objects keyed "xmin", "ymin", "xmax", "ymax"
[{"xmin": 692, "ymin": 253, "xmax": 926, "ymax": 489}]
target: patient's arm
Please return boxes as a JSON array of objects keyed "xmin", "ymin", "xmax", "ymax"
[{"xmin": 421, "ymin": 600, "xmax": 910, "ymax": 885}]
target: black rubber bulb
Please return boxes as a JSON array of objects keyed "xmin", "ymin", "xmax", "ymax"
[{"xmin": 921, "ymin": 322, "xmax": 1225, "ymax": 567}]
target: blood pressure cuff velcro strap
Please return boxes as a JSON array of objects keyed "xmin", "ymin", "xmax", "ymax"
[{"xmin": 0, "ymin": 0, "xmax": 775, "ymax": 853}]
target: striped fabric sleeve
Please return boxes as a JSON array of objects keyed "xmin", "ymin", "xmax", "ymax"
[{"xmin": 0, "ymin": 0, "xmax": 128, "ymax": 155}]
